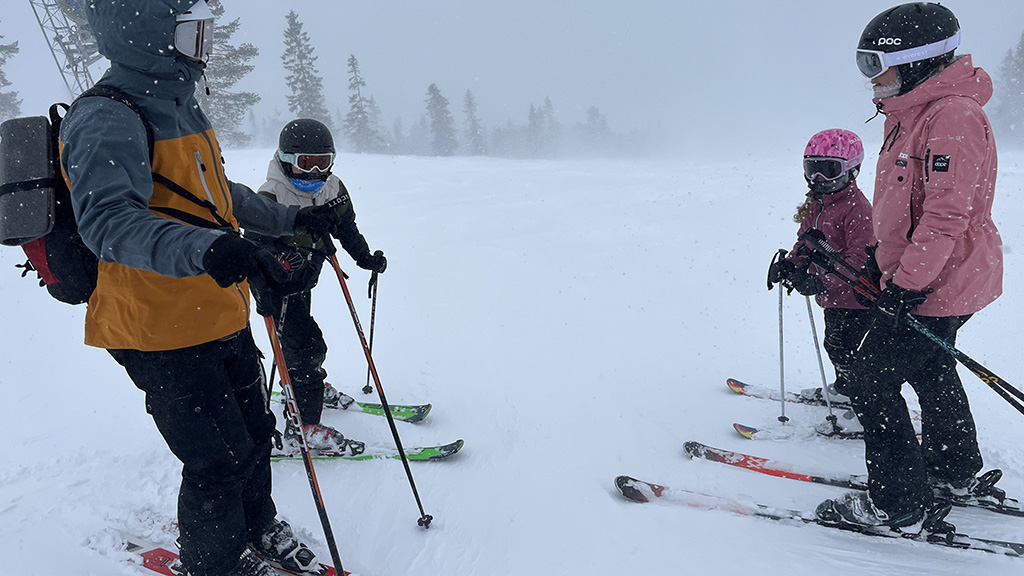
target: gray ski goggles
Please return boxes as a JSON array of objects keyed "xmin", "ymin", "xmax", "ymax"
[{"xmin": 174, "ymin": 1, "xmax": 215, "ymax": 61}]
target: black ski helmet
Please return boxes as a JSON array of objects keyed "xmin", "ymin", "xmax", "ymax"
[
  {"xmin": 277, "ymin": 118, "xmax": 335, "ymax": 180},
  {"xmin": 857, "ymin": 3, "xmax": 960, "ymax": 95}
]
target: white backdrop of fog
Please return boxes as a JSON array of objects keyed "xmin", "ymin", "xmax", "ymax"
[{"xmin": 2, "ymin": 0, "xmax": 1022, "ymax": 158}]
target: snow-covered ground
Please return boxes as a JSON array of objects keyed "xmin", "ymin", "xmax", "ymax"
[{"xmin": 2, "ymin": 150, "xmax": 1024, "ymax": 576}]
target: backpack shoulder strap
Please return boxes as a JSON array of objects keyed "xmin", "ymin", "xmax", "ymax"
[{"xmin": 73, "ymin": 85, "xmax": 155, "ymax": 163}]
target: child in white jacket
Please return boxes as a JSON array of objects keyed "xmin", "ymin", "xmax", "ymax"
[{"xmin": 252, "ymin": 118, "xmax": 386, "ymax": 456}]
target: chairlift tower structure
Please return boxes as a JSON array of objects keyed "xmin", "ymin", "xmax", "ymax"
[{"xmin": 28, "ymin": 0, "xmax": 101, "ymax": 98}]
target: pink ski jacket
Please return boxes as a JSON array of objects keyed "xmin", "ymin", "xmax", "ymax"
[
  {"xmin": 791, "ymin": 182, "xmax": 873, "ymax": 310},
  {"xmin": 871, "ymin": 55, "xmax": 1002, "ymax": 317}
]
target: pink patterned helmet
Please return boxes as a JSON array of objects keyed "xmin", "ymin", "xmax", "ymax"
[
  {"xmin": 804, "ymin": 129, "xmax": 864, "ymax": 169},
  {"xmin": 802, "ymin": 129, "xmax": 863, "ymax": 194}
]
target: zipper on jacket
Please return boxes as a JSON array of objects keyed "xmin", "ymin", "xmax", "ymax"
[
  {"xmin": 924, "ymin": 148, "xmax": 931, "ymax": 183},
  {"xmin": 200, "ymin": 131, "xmax": 233, "ymax": 211},
  {"xmin": 194, "ymin": 150, "xmax": 217, "ymax": 206}
]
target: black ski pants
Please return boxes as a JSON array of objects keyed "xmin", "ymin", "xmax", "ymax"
[
  {"xmin": 110, "ymin": 327, "xmax": 278, "ymax": 576},
  {"xmin": 276, "ymin": 290, "xmax": 329, "ymax": 425},
  {"xmin": 822, "ymin": 307, "xmax": 874, "ymax": 396},
  {"xmin": 843, "ymin": 313, "xmax": 982, "ymax": 517}
]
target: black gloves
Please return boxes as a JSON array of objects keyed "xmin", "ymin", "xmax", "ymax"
[
  {"xmin": 295, "ymin": 204, "xmax": 344, "ymax": 237},
  {"xmin": 356, "ymin": 249, "xmax": 387, "ymax": 274},
  {"xmin": 203, "ymin": 234, "xmax": 288, "ymax": 288},
  {"xmin": 768, "ymin": 255, "xmax": 823, "ymax": 296},
  {"xmin": 872, "ymin": 280, "xmax": 927, "ymax": 326},
  {"xmin": 203, "ymin": 234, "xmax": 307, "ymax": 317},
  {"xmin": 767, "ymin": 257, "xmax": 795, "ymax": 286},
  {"xmin": 789, "ymin": 265, "xmax": 825, "ymax": 296}
]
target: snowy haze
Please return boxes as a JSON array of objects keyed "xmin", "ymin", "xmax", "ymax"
[
  {"xmin": 3, "ymin": 2, "xmax": 1024, "ymax": 575},
  {"xmin": 3, "ymin": 1, "xmax": 1024, "ymax": 156},
  {"xmin": 2, "ymin": 150, "xmax": 1024, "ymax": 575}
]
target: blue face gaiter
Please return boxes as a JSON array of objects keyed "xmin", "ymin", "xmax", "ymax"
[{"xmin": 290, "ymin": 178, "xmax": 325, "ymax": 193}]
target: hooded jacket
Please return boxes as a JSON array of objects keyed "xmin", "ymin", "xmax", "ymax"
[
  {"xmin": 60, "ymin": 1, "xmax": 299, "ymax": 351},
  {"xmin": 871, "ymin": 55, "xmax": 1002, "ymax": 317},
  {"xmin": 790, "ymin": 182, "xmax": 873, "ymax": 310}
]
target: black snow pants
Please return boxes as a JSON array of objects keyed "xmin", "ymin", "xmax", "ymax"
[
  {"xmin": 843, "ymin": 313, "xmax": 983, "ymax": 517},
  {"xmin": 109, "ymin": 327, "xmax": 278, "ymax": 576},
  {"xmin": 822, "ymin": 307, "xmax": 875, "ymax": 396}
]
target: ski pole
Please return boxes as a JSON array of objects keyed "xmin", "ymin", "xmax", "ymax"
[
  {"xmin": 798, "ymin": 228, "xmax": 1024, "ymax": 417},
  {"xmin": 767, "ymin": 249, "xmax": 789, "ymax": 424},
  {"xmin": 266, "ymin": 296, "xmax": 291, "ymax": 392},
  {"xmin": 805, "ymin": 295, "xmax": 840, "ymax": 434},
  {"xmin": 327, "ymin": 251, "xmax": 433, "ymax": 529},
  {"xmin": 262, "ymin": 314, "xmax": 346, "ymax": 574},
  {"xmin": 362, "ymin": 269, "xmax": 379, "ymax": 395}
]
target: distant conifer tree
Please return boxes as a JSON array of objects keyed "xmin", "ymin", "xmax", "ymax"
[
  {"xmin": 343, "ymin": 54, "xmax": 387, "ymax": 153},
  {"xmin": 281, "ymin": 11, "xmax": 332, "ymax": 128},
  {"xmin": 194, "ymin": 0, "xmax": 260, "ymax": 147},
  {"xmin": 993, "ymin": 30, "xmax": 1024, "ymax": 147},
  {"xmin": 463, "ymin": 90, "xmax": 486, "ymax": 156},
  {"xmin": 425, "ymin": 83, "xmax": 457, "ymax": 156},
  {"xmin": 0, "ymin": 27, "xmax": 22, "ymax": 123}
]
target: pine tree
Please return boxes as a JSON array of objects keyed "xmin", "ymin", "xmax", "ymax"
[
  {"xmin": 343, "ymin": 54, "xmax": 386, "ymax": 153},
  {"xmin": 391, "ymin": 117, "xmax": 406, "ymax": 154},
  {"xmin": 194, "ymin": 0, "xmax": 259, "ymax": 148},
  {"xmin": 0, "ymin": 26, "xmax": 22, "ymax": 123},
  {"xmin": 425, "ymin": 84, "xmax": 457, "ymax": 156},
  {"xmin": 542, "ymin": 96, "xmax": 561, "ymax": 155},
  {"xmin": 281, "ymin": 10, "xmax": 332, "ymax": 128},
  {"xmin": 576, "ymin": 106, "xmax": 611, "ymax": 154},
  {"xmin": 462, "ymin": 90, "xmax": 486, "ymax": 156},
  {"xmin": 993, "ymin": 30, "xmax": 1024, "ymax": 147}
]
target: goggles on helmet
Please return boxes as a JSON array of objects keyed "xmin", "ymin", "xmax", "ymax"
[
  {"xmin": 174, "ymin": 1, "xmax": 215, "ymax": 61},
  {"xmin": 856, "ymin": 31, "xmax": 961, "ymax": 79},
  {"xmin": 278, "ymin": 150, "xmax": 335, "ymax": 173},
  {"xmin": 803, "ymin": 156, "xmax": 857, "ymax": 182}
]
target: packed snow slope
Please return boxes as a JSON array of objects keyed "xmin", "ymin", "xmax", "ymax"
[{"xmin": 2, "ymin": 150, "xmax": 1024, "ymax": 576}]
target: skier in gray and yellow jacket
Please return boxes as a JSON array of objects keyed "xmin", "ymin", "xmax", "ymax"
[{"xmin": 59, "ymin": 2, "xmax": 343, "ymax": 575}]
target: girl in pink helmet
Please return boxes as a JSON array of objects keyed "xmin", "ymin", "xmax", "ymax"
[{"xmin": 768, "ymin": 128, "xmax": 874, "ymax": 435}]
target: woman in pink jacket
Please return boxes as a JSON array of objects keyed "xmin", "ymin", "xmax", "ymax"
[{"xmin": 816, "ymin": 3, "xmax": 1006, "ymax": 532}]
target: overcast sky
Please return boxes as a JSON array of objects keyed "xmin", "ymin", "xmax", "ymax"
[{"xmin": 3, "ymin": 1, "xmax": 1023, "ymax": 157}]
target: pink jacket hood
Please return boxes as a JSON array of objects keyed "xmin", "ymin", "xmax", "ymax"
[{"xmin": 871, "ymin": 55, "xmax": 1002, "ymax": 317}]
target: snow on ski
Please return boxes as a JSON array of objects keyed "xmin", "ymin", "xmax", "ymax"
[
  {"xmin": 727, "ymin": 378, "xmax": 839, "ymax": 407},
  {"xmin": 120, "ymin": 531, "xmax": 350, "ymax": 576},
  {"xmin": 271, "ymin": 439, "xmax": 464, "ymax": 462},
  {"xmin": 732, "ymin": 421, "xmax": 865, "ymax": 441},
  {"xmin": 613, "ymin": 476, "xmax": 1024, "ymax": 557},
  {"xmin": 270, "ymin": 390, "xmax": 431, "ymax": 423},
  {"xmin": 683, "ymin": 440, "xmax": 1024, "ymax": 517},
  {"xmin": 726, "ymin": 378, "xmax": 922, "ymax": 420}
]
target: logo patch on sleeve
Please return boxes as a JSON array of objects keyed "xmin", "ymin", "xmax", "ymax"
[{"xmin": 932, "ymin": 155, "xmax": 951, "ymax": 172}]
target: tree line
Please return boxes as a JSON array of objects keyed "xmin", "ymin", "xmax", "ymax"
[
  {"xmin": 6, "ymin": 9, "xmax": 1023, "ymax": 153},
  {"xmin": 0, "ymin": 6, "xmax": 623, "ymax": 157},
  {"xmin": 231, "ymin": 9, "xmax": 621, "ymax": 157}
]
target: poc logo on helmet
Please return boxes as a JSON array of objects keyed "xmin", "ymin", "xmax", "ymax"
[{"xmin": 876, "ymin": 37, "xmax": 902, "ymax": 46}]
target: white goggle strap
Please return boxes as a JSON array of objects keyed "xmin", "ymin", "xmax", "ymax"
[{"xmin": 880, "ymin": 30, "xmax": 961, "ymax": 69}]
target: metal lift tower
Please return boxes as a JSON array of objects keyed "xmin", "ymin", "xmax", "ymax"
[{"xmin": 28, "ymin": 0, "xmax": 101, "ymax": 98}]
